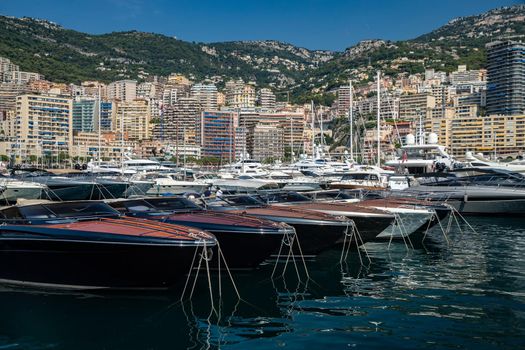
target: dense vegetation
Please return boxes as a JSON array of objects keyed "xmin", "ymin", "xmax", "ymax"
[{"xmin": 0, "ymin": 5, "xmax": 523, "ymax": 105}]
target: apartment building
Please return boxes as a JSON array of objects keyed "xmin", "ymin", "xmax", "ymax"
[
  {"xmin": 113, "ymin": 99, "xmax": 150, "ymax": 140},
  {"xmin": 13, "ymin": 93, "xmax": 73, "ymax": 159},
  {"xmin": 3, "ymin": 71, "xmax": 44, "ymax": 84},
  {"xmin": 257, "ymin": 88, "xmax": 276, "ymax": 110},
  {"xmin": 107, "ymin": 80, "xmax": 137, "ymax": 102},
  {"xmin": 190, "ymin": 83, "xmax": 218, "ymax": 110},
  {"xmin": 486, "ymin": 40, "xmax": 525, "ymax": 115},
  {"xmin": 399, "ymin": 93, "xmax": 436, "ymax": 121},
  {"xmin": 249, "ymin": 124, "xmax": 284, "ymax": 161},
  {"xmin": 153, "ymin": 97, "xmax": 201, "ymax": 145},
  {"xmin": 200, "ymin": 110, "xmax": 241, "ymax": 161}
]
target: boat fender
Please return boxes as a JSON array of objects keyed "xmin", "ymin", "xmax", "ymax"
[{"xmin": 463, "ymin": 193, "xmax": 468, "ymax": 202}]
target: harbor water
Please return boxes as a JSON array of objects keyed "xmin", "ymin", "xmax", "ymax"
[{"xmin": 1, "ymin": 216, "xmax": 524, "ymax": 349}]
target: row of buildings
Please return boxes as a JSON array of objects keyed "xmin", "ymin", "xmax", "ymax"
[
  {"xmin": 1, "ymin": 93, "xmax": 306, "ymax": 162},
  {"xmin": 0, "ymin": 39, "xmax": 523, "ymax": 164},
  {"xmin": 337, "ymin": 40, "xmax": 525, "ymax": 159},
  {"xmin": 0, "ymin": 57, "xmax": 301, "ymax": 162}
]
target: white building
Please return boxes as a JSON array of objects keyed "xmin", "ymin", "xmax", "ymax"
[
  {"xmin": 107, "ymin": 80, "xmax": 137, "ymax": 102},
  {"xmin": 12, "ymin": 93, "xmax": 73, "ymax": 159},
  {"xmin": 190, "ymin": 83, "xmax": 218, "ymax": 110},
  {"xmin": 3, "ymin": 71, "xmax": 44, "ymax": 84},
  {"xmin": 257, "ymin": 88, "xmax": 276, "ymax": 110}
]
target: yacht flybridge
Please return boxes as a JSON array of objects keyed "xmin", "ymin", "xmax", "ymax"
[{"xmin": 385, "ymin": 133, "xmax": 456, "ymax": 174}]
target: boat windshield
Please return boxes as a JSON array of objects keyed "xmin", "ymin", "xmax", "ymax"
[
  {"xmin": 261, "ymin": 192, "xmax": 311, "ymax": 203},
  {"xmin": 341, "ymin": 173, "xmax": 379, "ymax": 181},
  {"xmin": 269, "ymin": 174, "xmax": 293, "ymax": 180},
  {"xmin": 300, "ymin": 170, "xmax": 320, "ymax": 177},
  {"xmin": 144, "ymin": 197, "xmax": 202, "ymax": 211},
  {"xmin": 222, "ymin": 195, "xmax": 264, "ymax": 206},
  {"xmin": 308, "ymin": 191, "xmax": 355, "ymax": 200},
  {"xmin": 18, "ymin": 202, "xmax": 119, "ymax": 220},
  {"xmin": 196, "ymin": 174, "xmax": 219, "ymax": 180},
  {"xmin": 111, "ymin": 199, "xmax": 159, "ymax": 213}
]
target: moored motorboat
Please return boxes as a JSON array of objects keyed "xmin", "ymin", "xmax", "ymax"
[
  {"xmin": 130, "ymin": 172, "xmax": 208, "ymax": 196},
  {"xmin": 257, "ymin": 192, "xmax": 395, "ymax": 242},
  {"xmin": 0, "ymin": 200, "xmax": 216, "ymax": 290},
  {"xmin": 0, "ymin": 177, "xmax": 48, "ymax": 203},
  {"xmin": 198, "ymin": 195, "xmax": 352, "ymax": 255},
  {"xmin": 11, "ymin": 169, "xmax": 127, "ymax": 201},
  {"xmin": 329, "ymin": 168, "xmax": 388, "ymax": 191},
  {"xmin": 301, "ymin": 190, "xmax": 447, "ymax": 240},
  {"xmin": 107, "ymin": 196, "xmax": 295, "ymax": 269},
  {"xmin": 400, "ymin": 168, "xmax": 525, "ymax": 215}
]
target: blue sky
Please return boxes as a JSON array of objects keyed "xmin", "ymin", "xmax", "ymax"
[{"xmin": 0, "ymin": 0, "xmax": 520, "ymax": 50}]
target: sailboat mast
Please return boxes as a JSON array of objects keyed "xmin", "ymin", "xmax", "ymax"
[
  {"xmin": 183, "ymin": 126, "xmax": 186, "ymax": 176},
  {"xmin": 376, "ymin": 71, "xmax": 381, "ymax": 168},
  {"xmin": 320, "ymin": 109, "xmax": 324, "ymax": 153},
  {"xmin": 97, "ymin": 85, "xmax": 102, "ymax": 163},
  {"xmin": 242, "ymin": 112, "xmax": 246, "ymax": 174},
  {"xmin": 349, "ymin": 78, "xmax": 353, "ymax": 160},
  {"xmin": 311, "ymin": 100, "xmax": 315, "ymax": 159},
  {"xmin": 120, "ymin": 109, "xmax": 124, "ymax": 166},
  {"xmin": 419, "ymin": 109, "xmax": 424, "ymax": 145},
  {"xmin": 290, "ymin": 116, "xmax": 294, "ymax": 162}
]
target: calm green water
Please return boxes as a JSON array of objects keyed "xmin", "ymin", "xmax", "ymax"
[{"xmin": 1, "ymin": 217, "xmax": 524, "ymax": 349}]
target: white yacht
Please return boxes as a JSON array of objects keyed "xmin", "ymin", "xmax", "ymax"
[
  {"xmin": 86, "ymin": 158, "xmax": 170, "ymax": 175},
  {"xmin": 290, "ymin": 157, "xmax": 351, "ymax": 174},
  {"xmin": 330, "ymin": 168, "xmax": 388, "ymax": 190},
  {"xmin": 131, "ymin": 172, "xmax": 208, "ymax": 195},
  {"xmin": 85, "ymin": 161, "xmax": 126, "ymax": 174},
  {"xmin": 385, "ymin": 133, "xmax": 456, "ymax": 174},
  {"xmin": 0, "ymin": 178, "xmax": 48, "ymax": 203},
  {"xmin": 122, "ymin": 159, "xmax": 170, "ymax": 173},
  {"xmin": 237, "ymin": 171, "xmax": 324, "ymax": 192},
  {"xmin": 220, "ymin": 159, "xmax": 264, "ymax": 173},
  {"xmin": 465, "ymin": 152, "xmax": 525, "ymax": 173}
]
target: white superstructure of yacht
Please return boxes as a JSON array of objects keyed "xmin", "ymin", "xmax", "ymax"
[
  {"xmin": 385, "ymin": 133, "xmax": 456, "ymax": 174},
  {"xmin": 131, "ymin": 172, "xmax": 208, "ymax": 195},
  {"xmin": 465, "ymin": 152, "xmax": 525, "ymax": 173}
]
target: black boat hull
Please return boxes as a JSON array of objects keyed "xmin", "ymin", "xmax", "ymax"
[
  {"xmin": 0, "ymin": 239, "xmax": 205, "ymax": 290},
  {"xmin": 350, "ymin": 216, "xmax": 394, "ymax": 243},
  {"xmin": 89, "ymin": 183, "xmax": 129, "ymax": 200},
  {"xmin": 285, "ymin": 222, "xmax": 349, "ymax": 255},
  {"xmin": 244, "ymin": 214, "xmax": 349, "ymax": 255},
  {"xmin": 145, "ymin": 217, "xmax": 288, "ymax": 269},
  {"xmin": 43, "ymin": 183, "xmax": 129, "ymax": 201},
  {"xmin": 210, "ymin": 230, "xmax": 286, "ymax": 269},
  {"xmin": 41, "ymin": 184, "xmax": 95, "ymax": 201}
]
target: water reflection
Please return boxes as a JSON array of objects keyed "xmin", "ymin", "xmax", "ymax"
[{"xmin": 1, "ymin": 217, "xmax": 524, "ymax": 349}]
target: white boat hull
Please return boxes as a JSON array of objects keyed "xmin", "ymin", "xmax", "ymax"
[{"xmin": 146, "ymin": 184, "xmax": 208, "ymax": 195}]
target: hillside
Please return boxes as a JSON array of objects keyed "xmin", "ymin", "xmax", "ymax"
[
  {"xmin": 0, "ymin": 4, "xmax": 523, "ymax": 102},
  {"xmin": 296, "ymin": 5, "xmax": 525, "ymax": 98},
  {"xmin": 0, "ymin": 16, "xmax": 330, "ymax": 88}
]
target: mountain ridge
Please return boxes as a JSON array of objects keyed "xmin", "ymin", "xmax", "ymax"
[{"xmin": 0, "ymin": 5, "xmax": 523, "ymax": 103}]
